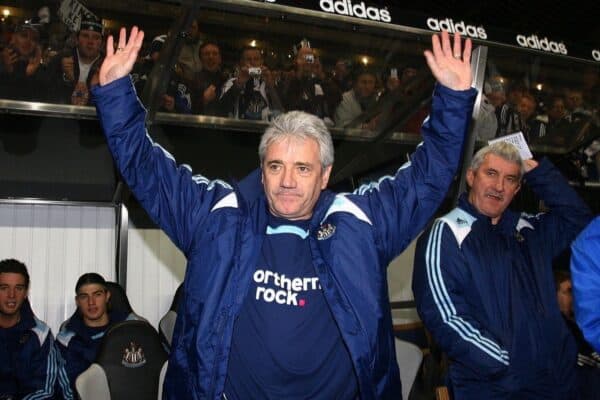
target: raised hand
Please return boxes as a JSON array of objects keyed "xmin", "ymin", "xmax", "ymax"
[
  {"xmin": 424, "ymin": 30, "xmax": 472, "ymax": 91},
  {"xmin": 99, "ymin": 26, "xmax": 144, "ymax": 86}
]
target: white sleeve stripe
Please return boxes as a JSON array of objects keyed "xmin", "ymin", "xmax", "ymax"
[
  {"xmin": 425, "ymin": 220, "xmax": 509, "ymax": 365},
  {"xmin": 144, "ymin": 133, "xmax": 232, "ymax": 191},
  {"xmin": 23, "ymin": 340, "xmax": 58, "ymax": 399},
  {"xmin": 352, "ymin": 157, "xmax": 414, "ymax": 196},
  {"xmin": 430, "ymin": 221, "xmax": 509, "ymax": 358}
]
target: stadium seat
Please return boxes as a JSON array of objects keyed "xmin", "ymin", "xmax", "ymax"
[{"xmin": 76, "ymin": 320, "xmax": 168, "ymax": 400}]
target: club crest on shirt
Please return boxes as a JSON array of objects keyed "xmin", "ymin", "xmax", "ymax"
[
  {"xmin": 317, "ymin": 223, "xmax": 336, "ymax": 240},
  {"xmin": 122, "ymin": 341, "xmax": 147, "ymax": 368}
]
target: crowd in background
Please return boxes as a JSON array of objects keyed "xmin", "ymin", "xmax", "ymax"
[{"xmin": 0, "ymin": 5, "xmax": 599, "ymax": 179}]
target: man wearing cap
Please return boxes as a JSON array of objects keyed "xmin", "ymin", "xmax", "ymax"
[
  {"xmin": 56, "ymin": 273, "xmax": 140, "ymax": 392},
  {"xmin": 0, "ymin": 22, "xmax": 44, "ymax": 101},
  {"xmin": 46, "ymin": 13, "xmax": 104, "ymax": 105},
  {"xmin": 0, "ymin": 259, "xmax": 70, "ymax": 399}
]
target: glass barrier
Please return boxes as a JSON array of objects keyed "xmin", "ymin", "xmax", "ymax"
[
  {"xmin": 0, "ymin": 1, "xmax": 598, "ymax": 150},
  {"xmin": 482, "ymin": 45, "xmax": 599, "ymax": 180},
  {"xmin": 0, "ymin": 0, "xmax": 444, "ymax": 142}
]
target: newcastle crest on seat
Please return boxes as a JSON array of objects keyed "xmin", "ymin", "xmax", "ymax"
[{"xmin": 122, "ymin": 341, "xmax": 147, "ymax": 368}]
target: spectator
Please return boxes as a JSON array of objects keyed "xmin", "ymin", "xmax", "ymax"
[
  {"xmin": 176, "ymin": 18, "xmax": 203, "ymax": 84},
  {"xmin": 191, "ymin": 41, "xmax": 226, "ymax": 115},
  {"xmin": 517, "ymin": 92, "xmax": 547, "ymax": 143},
  {"xmin": 334, "ymin": 68, "xmax": 379, "ymax": 129},
  {"xmin": 45, "ymin": 12, "xmax": 103, "ymax": 105},
  {"xmin": 92, "ymin": 27, "xmax": 474, "ymax": 399},
  {"xmin": 564, "ymin": 87, "xmax": 597, "ymax": 128},
  {"xmin": 0, "ymin": 22, "xmax": 44, "ymax": 101},
  {"xmin": 330, "ymin": 58, "xmax": 353, "ymax": 93},
  {"xmin": 132, "ymin": 34, "xmax": 192, "ymax": 113},
  {"xmin": 278, "ymin": 39, "xmax": 338, "ymax": 124},
  {"xmin": 555, "ymin": 270, "xmax": 600, "ymax": 400},
  {"xmin": 0, "ymin": 259, "xmax": 70, "ymax": 399},
  {"xmin": 571, "ymin": 216, "xmax": 600, "ymax": 353},
  {"xmin": 56, "ymin": 273, "xmax": 140, "ymax": 392},
  {"xmin": 413, "ymin": 142, "xmax": 592, "ymax": 399},
  {"xmin": 540, "ymin": 95, "xmax": 572, "ymax": 146},
  {"xmin": 219, "ymin": 46, "xmax": 283, "ymax": 120}
]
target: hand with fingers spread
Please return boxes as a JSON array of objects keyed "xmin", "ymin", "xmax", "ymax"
[
  {"xmin": 424, "ymin": 30, "xmax": 472, "ymax": 91},
  {"xmin": 99, "ymin": 26, "xmax": 144, "ymax": 86}
]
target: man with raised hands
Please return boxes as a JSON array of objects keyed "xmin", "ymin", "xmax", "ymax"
[{"xmin": 93, "ymin": 26, "xmax": 474, "ymax": 400}]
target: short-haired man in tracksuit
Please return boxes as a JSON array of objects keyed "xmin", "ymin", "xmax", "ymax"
[{"xmin": 413, "ymin": 142, "xmax": 592, "ymax": 399}]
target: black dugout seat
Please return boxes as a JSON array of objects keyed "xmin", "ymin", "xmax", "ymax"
[{"xmin": 75, "ymin": 319, "xmax": 168, "ymax": 400}]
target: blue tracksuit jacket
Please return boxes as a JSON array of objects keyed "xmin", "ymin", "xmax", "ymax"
[
  {"xmin": 56, "ymin": 310, "xmax": 133, "ymax": 390},
  {"xmin": 413, "ymin": 159, "xmax": 592, "ymax": 399},
  {"xmin": 0, "ymin": 300, "xmax": 61, "ymax": 399},
  {"xmin": 92, "ymin": 76, "xmax": 475, "ymax": 399},
  {"xmin": 571, "ymin": 216, "xmax": 600, "ymax": 353}
]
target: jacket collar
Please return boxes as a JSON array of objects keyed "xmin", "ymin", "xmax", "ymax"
[
  {"xmin": 12, "ymin": 298, "xmax": 36, "ymax": 333},
  {"xmin": 458, "ymin": 192, "xmax": 520, "ymax": 234},
  {"xmin": 235, "ymin": 168, "xmax": 337, "ymax": 234}
]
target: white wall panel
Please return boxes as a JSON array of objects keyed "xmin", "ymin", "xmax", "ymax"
[
  {"xmin": 126, "ymin": 224, "xmax": 186, "ymax": 329},
  {"xmin": 0, "ymin": 203, "xmax": 116, "ymax": 334}
]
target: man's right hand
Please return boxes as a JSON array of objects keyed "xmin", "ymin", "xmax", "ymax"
[
  {"xmin": 99, "ymin": 26, "xmax": 144, "ymax": 86},
  {"xmin": 424, "ymin": 30, "xmax": 472, "ymax": 91}
]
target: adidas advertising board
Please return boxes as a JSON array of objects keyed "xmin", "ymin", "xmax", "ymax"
[
  {"xmin": 318, "ymin": 0, "xmax": 391, "ymax": 23},
  {"xmin": 262, "ymin": 0, "xmax": 391, "ymax": 22},
  {"xmin": 426, "ymin": 17, "xmax": 487, "ymax": 40},
  {"xmin": 515, "ymin": 34, "xmax": 568, "ymax": 55},
  {"xmin": 253, "ymin": 1, "xmax": 599, "ymax": 63}
]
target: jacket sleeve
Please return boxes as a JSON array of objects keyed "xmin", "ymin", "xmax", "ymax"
[
  {"xmin": 22, "ymin": 330, "xmax": 59, "ymax": 400},
  {"xmin": 412, "ymin": 220, "xmax": 510, "ymax": 377},
  {"xmin": 56, "ymin": 335, "xmax": 88, "ymax": 390},
  {"xmin": 92, "ymin": 76, "xmax": 234, "ymax": 254},
  {"xmin": 356, "ymin": 84, "xmax": 476, "ymax": 262},
  {"xmin": 523, "ymin": 158, "xmax": 593, "ymax": 259},
  {"xmin": 571, "ymin": 216, "xmax": 600, "ymax": 353}
]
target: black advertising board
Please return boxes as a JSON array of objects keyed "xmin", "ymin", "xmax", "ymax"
[{"xmin": 251, "ymin": 0, "xmax": 600, "ymax": 63}]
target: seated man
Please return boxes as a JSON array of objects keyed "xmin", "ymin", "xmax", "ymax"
[
  {"xmin": 555, "ymin": 270, "xmax": 600, "ymax": 400},
  {"xmin": 413, "ymin": 142, "xmax": 592, "ymax": 399},
  {"xmin": 56, "ymin": 273, "xmax": 139, "ymax": 391},
  {"xmin": 0, "ymin": 259, "xmax": 67, "ymax": 399},
  {"xmin": 219, "ymin": 45, "xmax": 283, "ymax": 120}
]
